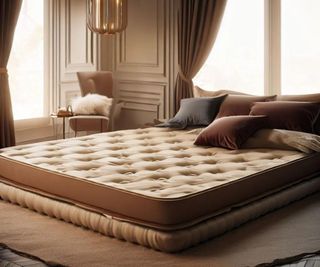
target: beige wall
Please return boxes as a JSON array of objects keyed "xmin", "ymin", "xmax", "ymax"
[
  {"xmin": 100, "ymin": 0, "xmax": 178, "ymax": 129},
  {"xmin": 16, "ymin": 0, "xmax": 177, "ymax": 143},
  {"xmin": 53, "ymin": 0, "xmax": 99, "ymax": 110},
  {"xmin": 56, "ymin": 0, "xmax": 178, "ymax": 130}
]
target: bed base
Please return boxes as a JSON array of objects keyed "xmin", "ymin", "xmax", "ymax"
[{"xmin": 0, "ymin": 177, "xmax": 319, "ymax": 253}]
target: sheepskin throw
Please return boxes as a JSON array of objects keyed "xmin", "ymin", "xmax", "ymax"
[{"xmin": 72, "ymin": 94, "xmax": 113, "ymax": 117}]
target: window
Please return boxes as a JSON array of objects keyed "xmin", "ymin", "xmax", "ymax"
[
  {"xmin": 194, "ymin": 0, "xmax": 320, "ymax": 96},
  {"xmin": 194, "ymin": 0, "xmax": 264, "ymax": 95},
  {"xmin": 281, "ymin": 0, "xmax": 320, "ymax": 94},
  {"xmin": 8, "ymin": 0, "xmax": 46, "ymax": 120}
]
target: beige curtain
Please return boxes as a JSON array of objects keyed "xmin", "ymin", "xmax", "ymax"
[
  {"xmin": 0, "ymin": 0, "xmax": 22, "ymax": 148},
  {"xmin": 174, "ymin": 0, "xmax": 227, "ymax": 112}
]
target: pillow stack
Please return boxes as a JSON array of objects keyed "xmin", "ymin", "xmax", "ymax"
[
  {"xmin": 168, "ymin": 87, "xmax": 320, "ymax": 150},
  {"xmin": 193, "ymin": 93, "xmax": 274, "ymax": 149},
  {"xmin": 194, "ymin": 88, "xmax": 320, "ymax": 149}
]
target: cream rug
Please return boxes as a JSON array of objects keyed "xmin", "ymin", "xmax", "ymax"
[{"xmin": 0, "ymin": 192, "xmax": 320, "ymax": 267}]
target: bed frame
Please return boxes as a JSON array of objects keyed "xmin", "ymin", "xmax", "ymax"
[{"xmin": 1, "ymin": 174, "xmax": 319, "ymax": 252}]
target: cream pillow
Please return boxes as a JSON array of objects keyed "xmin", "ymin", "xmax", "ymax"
[
  {"xmin": 72, "ymin": 93, "xmax": 113, "ymax": 117},
  {"xmin": 193, "ymin": 86, "xmax": 248, "ymax": 98}
]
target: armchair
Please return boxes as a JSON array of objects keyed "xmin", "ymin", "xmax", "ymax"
[{"xmin": 69, "ymin": 71, "xmax": 123, "ymax": 136}]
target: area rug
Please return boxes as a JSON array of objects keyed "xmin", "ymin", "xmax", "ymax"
[
  {"xmin": 0, "ymin": 243, "xmax": 66, "ymax": 267},
  {"xmin": 0, "ymin": 192, "xmax": 320, "ymax": 266},
  {"xmin": 256, "ymin": 250, "xmax": 320, "ymax": 267}
]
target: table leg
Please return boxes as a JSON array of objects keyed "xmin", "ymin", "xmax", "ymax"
[{"xmin": 63, "ymin": 117, "xmax": 65, "ymax": 139}]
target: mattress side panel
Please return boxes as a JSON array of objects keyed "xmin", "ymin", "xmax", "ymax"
[
  {"xmin": 1, "ymin": 152, "xmax": 320, "ymax": 230},
  {"xmin": 0, "ymin": 156, "xmax": 176, "ymax": 226}
]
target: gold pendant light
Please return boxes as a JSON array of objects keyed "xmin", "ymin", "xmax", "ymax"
[{"xmin": 87, "ymin": 0, "xmax": 128, "ymax": 34}]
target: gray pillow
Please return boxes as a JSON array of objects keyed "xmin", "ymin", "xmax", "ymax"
[{"xmin": 157, "ymin": 95, "xmax": 227, "ymax": 129}]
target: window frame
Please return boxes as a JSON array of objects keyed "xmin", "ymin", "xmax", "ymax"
[
  {"xmin": 13, "ymin": 0, "xmax": 51, "ymax": 130},
  {"xmin": 196, "ymin": 0, "xmax": 318, "ymax": 96},
  {"xmin": 264, "ymin": 0, "xmax": 281, "ymax": 96}
]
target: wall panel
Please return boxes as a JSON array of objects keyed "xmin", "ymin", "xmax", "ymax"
[
  {"xmin": 104, "ymin": 0, "xmax": 177, "ymax": 129},
  {"xmin": 58, "ymin": 0, "xmax": 98, "ymax": 108},
  {"xmin": 116, "ymin": 0, "xmax": 165, "ymax": 76}
]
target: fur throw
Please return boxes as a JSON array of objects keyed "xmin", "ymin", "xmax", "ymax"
[{"xmin": 72, "ymin": 93, "xmax": 113, "ymax": 117}]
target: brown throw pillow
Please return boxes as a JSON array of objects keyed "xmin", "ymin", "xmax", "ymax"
[
  {"xmin": 194, "ymin": 115, "xmax": 268, "ymax": 150},
  {"xmin": 250, "ymin": 101, "xmax": 320, "ymax": 133},
  {"xmin": 276, "ymin": 93, "xmax": 320, "ymax": 135},
  {"xmin": 215, "ymin": 95, "xmax": 276, "ymax": 119}
]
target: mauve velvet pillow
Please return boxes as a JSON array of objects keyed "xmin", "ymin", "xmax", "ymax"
[
  {"xmin": 276, "ymin": 93, "xmax": 320, "ymax": 135},
  {"xmin": 194, "ymin": 115, "xmax": 268, "ymax": 150},
  {"xmin": 157, "ymin": 95, "xmax": 227, "ymax": 129},
  {"xmin": 250, "ymin": 101, "xmax": 320, "ymax": 133},
  {"xmin": 215, "ymin": 95, "xmax": 276, "ymax": 119}
]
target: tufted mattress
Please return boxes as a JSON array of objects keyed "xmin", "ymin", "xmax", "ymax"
[{"xmin": 0, "ymin": 127, "xmax": 320, "ymax": 231}]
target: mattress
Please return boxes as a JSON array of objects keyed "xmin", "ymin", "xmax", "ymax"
[{"xmin": 0, "ymin": 127, "xmax": 319, "ymax": 231}]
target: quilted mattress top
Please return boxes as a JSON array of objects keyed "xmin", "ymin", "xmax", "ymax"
[{"xmin": 0, "ymin": 127, "xmax": 305, "ymax": 199}]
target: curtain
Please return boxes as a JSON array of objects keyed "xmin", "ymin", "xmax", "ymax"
[
  {"xmin": 0, "ymin": 0, "xmax": 22, "ymax": 148},
  {"xmin": 174, "ymin": 0, "xmax": 227, "ymax": 113}
]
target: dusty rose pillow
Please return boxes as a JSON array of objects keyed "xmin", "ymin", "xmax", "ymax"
[
  {"xmin": 194, "ymin": 115, "xmax": 268, "ymax": 150},
  {"xmin": 215, "ymin": 95, "xmax": 276, "ymax": 119},
  {"xmin": 250, "ymin": 101, "xmax": 320, "ymax": 133}
]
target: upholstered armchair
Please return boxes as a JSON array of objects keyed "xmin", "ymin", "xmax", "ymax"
[{"xmin": 69, "ymin": 71, "xmax": 123, "ymax": 136}]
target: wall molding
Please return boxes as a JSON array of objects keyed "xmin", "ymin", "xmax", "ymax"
[
  {"xmin": 60, "ymin": 0, "xmax": 97, "ymax": 83},
  {"xmin": 115, "ymin": 0, "xmax": 166, "ymax": 76},
  {"xmin": 104, "ymin": 0, "xmax": 177, "ymax": 129},
  {"xmin": 117, "ymin": 80, "xmax": 166, "ymax": 118}
]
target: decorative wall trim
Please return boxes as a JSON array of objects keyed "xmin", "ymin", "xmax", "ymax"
[
  {"xmin": 60, "ymin": 0, "xmax": 97, "ymax": 83},
  {"xmin": 115, "ymin": 0, "xmax": 166, "ymax": 76},
  {"xmin": 117, "ymin": 80, "xmax": 166, "ymax": 118}
]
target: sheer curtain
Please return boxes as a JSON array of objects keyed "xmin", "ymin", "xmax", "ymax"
[
  {"xmin": 174, "ymin": 0, "xmax": 227, "ymax": 113},
  {"xmin": 0, "ymin": 0, "xmax": 22, "ymax": 148}
]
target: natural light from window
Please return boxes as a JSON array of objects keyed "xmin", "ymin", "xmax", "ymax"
[
  {"xmin": 8, "ymin": 0, "xmax": 44, "ymax": 120},
  {"xmin": 281, "ymin": 0, "xmax": 320, "ymax": 95},
  {"xmin": 193, "ymin": 0, "xmax": 264, "ymax": 95}
]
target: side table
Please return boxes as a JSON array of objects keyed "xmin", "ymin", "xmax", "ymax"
[{"xmin": 50, "ymin": 113, "xmax": 74, "ymax": 139}]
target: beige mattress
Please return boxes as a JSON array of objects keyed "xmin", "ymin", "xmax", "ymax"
[{"xmin": 0, "ymin": 127, "xmax": 319, "ymax": 231}]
